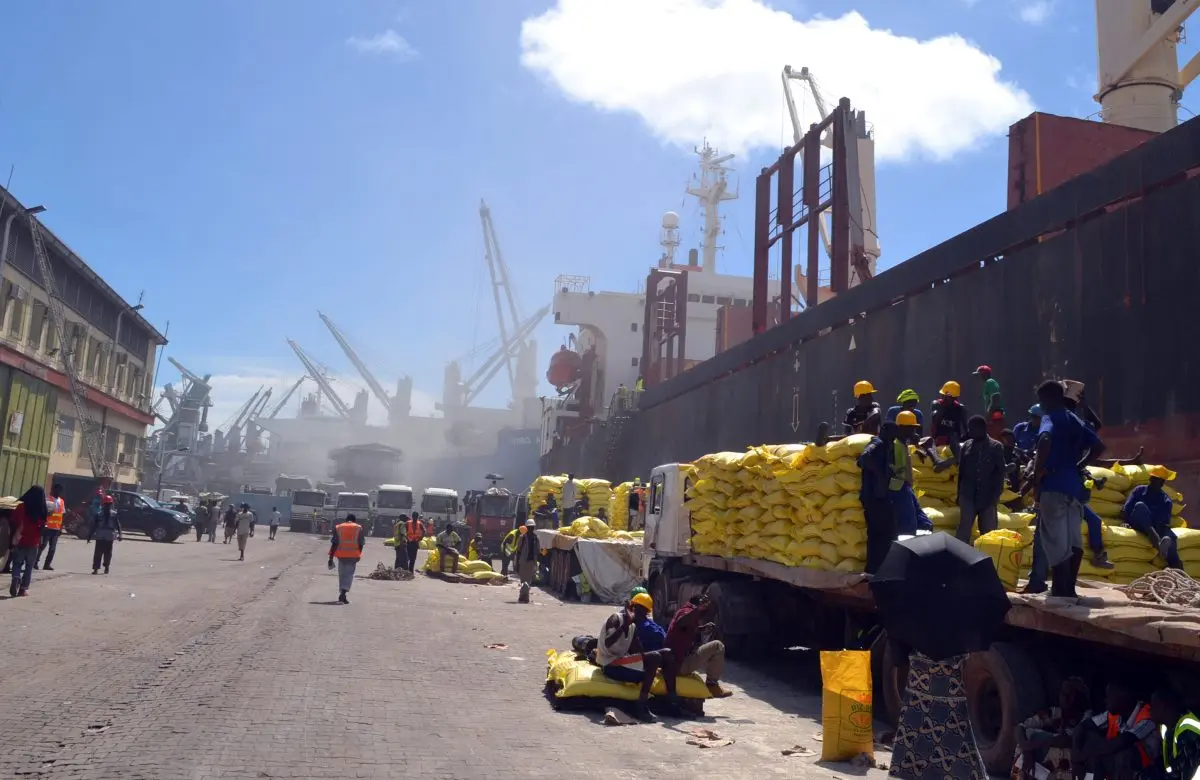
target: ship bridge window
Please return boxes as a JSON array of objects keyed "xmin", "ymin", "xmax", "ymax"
[
  {"xmin": 630, "ymin": 322, "xmax": 637, "ymax": 332},
  {"xmin": 687, "ymin": 293, "xmax": 700, "ymax": 303},
  {"xmin": 717, "ymin": 296, "xmax": 731, "ymax": 305},
  {"xmin": 734, "ymin": 298, "xmax": 747, "ymax": 307},
  {"xmin": 701, "ymin": 295, "xmax": 715, "ymax": 304}
]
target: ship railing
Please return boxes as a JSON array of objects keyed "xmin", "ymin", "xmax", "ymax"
[
  {"xmin": 605, "ymin": 388, "xmax": 643, "ymax": 419},
  {"xmin": 554, "ymin": 274, "xmax": 591, "ymax": 294}
]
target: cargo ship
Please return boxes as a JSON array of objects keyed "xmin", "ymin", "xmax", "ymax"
[{"xmin": 541, "ymin": 0, "xmax": 1200, "ymax": 499}]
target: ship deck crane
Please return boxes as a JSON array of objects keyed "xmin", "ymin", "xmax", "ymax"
[
  {"xmin": 460, "ymin": 304, "xmax": 550, "ymax": 407},
  {"xmin": 267, "ymin": 376, "xmax": 307, "ymax": 419},
  {"xmin": 318, "ymin": 312, "xmax": 392, "ymax": 413},
  {"xmin": 287, "ymin": 339, "xmax": 351, "ymax": 418},
  {"xmin": 219, "ymin": 387, "xmax": 264, "ymax": 435}
]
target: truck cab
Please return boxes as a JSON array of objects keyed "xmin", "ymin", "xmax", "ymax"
[
  {"xmin": 333, "ymin": 492, "xmax": 371, "ymax": 528},
  {"xmin": 642, "ymin": 463, "xmax": 693, "ymax": 577},
  {"xmin": 374, "ymin": 485, "xmax": 413, "ymax": 537},
  {"xmin": 289, "ymin": 489, "xmax": 327, "ymax": 533},
  {"xmin": 420, "ymin": 487, "xmax": 459, "ymax": 535}
]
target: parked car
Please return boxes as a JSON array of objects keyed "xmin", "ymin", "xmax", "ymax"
[{"xmin": 109, "ymin": 491, "xmax": 192, "ymax": 542}]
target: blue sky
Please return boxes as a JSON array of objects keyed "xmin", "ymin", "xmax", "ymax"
[{"xmin": 0, "ymin": 0, "xmax": 1191, "ymax": 427}]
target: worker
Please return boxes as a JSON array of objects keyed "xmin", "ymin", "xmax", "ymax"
[
  {"xmin": 1013, "ymin": 405, "xmax": 1043, "ymax": 455},
  {"xmin": 328, "ymin": 512, "xmax": 366, "ymax": 604},
  {"xmin": 235, "ymin": 503, "xmax": 254, "ymax": 561},
  {"xmin": 634, "ymin": 375, "xmax": 645, "ymax": 393},
  {"xmin": 36, "ymin": 483, "xmax": 65, "ymax": 571},
  {"xmin": 404, "ymin": 511, "xmax": 425, "ymax": 573},
  {"xmin": 616, "ymin": 383, "xmax": 629, "ymax": 412},
  {"xmin": 1012, "ymin": 676, "xmax": 1091, "ymax": 780},
  {"xmin": 1151, "ymin": 687, "xmax": 1200, "ymax": 780},
  {"xmin": 844, "ymin": 380, "xmax": 882, "ymax": 435},
  {"xmin": 222, "ymin": 505, "xmax": 237, "ymax": 544},
  {"xmin": 9, "ymin": 485, "xmax": 48, "ymax": 597},
  {"xmin": 1071, "ymin": 681, "xmax": 1159, "ymax": 780},
  {"xmin": 885, "ymin": 389, "xmax": 924, "ymax": 431},
  {"xmin": 930, "ymin": 381, "xmax": 968, "ymax": 450},
  {"xmin": 665, "ymin": 592, "xmax": 732, "ymax": 698},
  {"xmin": 467, "ymin": 533, "xmax": 484, "ymax": 560},
  {"xmin": 391, "ymin": 514, "xmax": 411, "ymax": 571},
  {"xmin": 499, "ymin": 526, "xmax": 519, "ymax": 575},
  {"xmin": 974, "ymin": 365, "xmax": 1006, "ymax": 439},
  {"xmin": 628, "ymin": 478, "xmax": 643, "ymax": 531},
  {"xmin": 1122, "ymin": 465, "xmax": 1184, "ymax": 570},
  {"xmin": 1031, "ymin": 379, "xmax": 1105, "ymax": 603},
  {"xmin": 594, "ymin": 593, "xmax": 681, "ymax": 721},
  {"xmin": 955, "ymin": 416, "xmax": 1006, "ymax": 543},
  {"xmin": 858, "ymin": 421, "xmax": 898, "ymax": 573},
  {"xmin": 515, "ymin": 519, "xmax": 539, "ymax": 603},
  {"xmin": 208, "ymin": 502, "xmax": 220, "ymax": 543},
  {"xmin": 562, "ymin": 474, "xmax": 579, "ymax": 526},
  {"xmin": 269, "ymin": 507, "xmax": 281, "ymax": 540},
  {"xmin": 890, "ymin": 411, "xmax": 931, "ymax": 536},
  {"xmin": 436, "ymin": 524, "xmax": 461, "ymax": 573},
  {"xmin": 87, "ymin": 494, "xmax": 121, "ymax": 576}
]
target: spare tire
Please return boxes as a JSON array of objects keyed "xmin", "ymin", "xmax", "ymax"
[{"xmin": 964, "ymin": 643, "xmax": 1047, "ymax": 774}]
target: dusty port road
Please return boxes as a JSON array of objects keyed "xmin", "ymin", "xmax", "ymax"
[{"xmin": 0, "ymin": 530, "xmax": 892, "ymax": 779}]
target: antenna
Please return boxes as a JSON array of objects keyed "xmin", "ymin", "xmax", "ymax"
[
  {"xmin": 685, "ymin": 141, "xmax": 737, "ymax": 273},
  {"xmin": 659, "ymin": 211, "xmax": 680, "ymax": 268}
]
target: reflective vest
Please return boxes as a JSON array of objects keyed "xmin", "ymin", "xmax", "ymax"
[
  {"xmin": 467, "ymin": 541, "xmax": 481, "ymax": 560},
  {"xmin": 889, "ymin": 439, "xmax": 913, "ymax": 491},
  {"xmin": 405, "ymin": 518, "xmax": 425, "ymax": 542},
  {"xmin": 334, "ymin": 522, "xmax": 362, "ymax": 559},
  {"xmin": 1108, "ymin": 702, "xmax": 1155, "ymax": 768},
  {"xmin": 46, "ymin": 497, "xmax": 65, "ymax": 531},
  {"xmin": 502, "ymin": 529, "xmax": 520, "ymax": 556},
  {"xmin": 1162, "ymin": 713, "xmax": 1200, "ymax": 778}
]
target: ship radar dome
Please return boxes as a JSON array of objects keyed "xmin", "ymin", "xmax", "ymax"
[{"xmin": 661, "ymin": 211, "xmax": 680, "ymax": 230}]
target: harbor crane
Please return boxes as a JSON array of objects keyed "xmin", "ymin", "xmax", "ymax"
[
  {"xmin": 318, "ymin": 312, "xmax": 394, "ymax": 414},
  {"xmin": 267, "ymin": 376, "xmax": 307, "ymax": 419},
  {"xmin": 287, "ymin": 339, "xmax": 351, "ymax": 418}
]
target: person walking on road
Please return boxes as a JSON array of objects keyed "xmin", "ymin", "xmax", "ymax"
[
  {"xmin": 88, "ymin": 495, "xmax": 121, "ymax": 576},
  {"xmin": 194, "ymin": 501, "xmax": 205, "ymax": 541},
  {"xmin": 328, "ymin": 512, "xmax": 365, "ymax": 604},
  {"xmin": 235, "ymin": 503, "xmax": 254, "ymax": 561},
  {"xmin": 207, "ymin": 502, "xmax": 220, "ymax": 543},
  {"xmin": 10, "ymin": 486, "xmax": 48, "ymax": 597},
  {"xmin": 36, "ymin": 483, "xmax": 66, "ymax": 571},
  {"xmin": 223, "ymin": 505, "xmax": 237, "ymax": 544},
  {"xmin": 269, "ymin": 507, "xmax": 281, "ymax": 540},
  {"xmin": 515, "ymin": 519, "xmax": 539, "ymax": 603}
]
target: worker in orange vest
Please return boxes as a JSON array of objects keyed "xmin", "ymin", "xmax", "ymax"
[
  {"xmin": 328, "ymin": 512, "xmax": 366, "ymax": 604},
  {"xmin": 404, "ymin": 511, "xmax": 426, "ymax": 574},
  {"xmin": 36, "ymin": 483, "xmax": 66, "ymax": 571},
  {"xmin": 1072, "ymin": 680, "xmax": 1160, "ymax": 778}
]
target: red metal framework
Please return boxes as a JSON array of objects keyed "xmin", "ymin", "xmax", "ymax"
[
  {"xmin": 640, "ymin": 268, "xmax": 689, "ymax": 388},
  {"xmin": 752, "ymin": 97, "xmax": 869, "ymax": 334}
]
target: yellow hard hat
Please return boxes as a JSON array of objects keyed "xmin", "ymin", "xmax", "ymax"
[
  {"xmin": 940, "ymin": 381, "xmax": 961, "ymax": 398},
  {"xmin": 896, "ymin": 410, "xmax": 919, "ymax": 427},
  {"xmin": 1149, "ymin": 466, "xmax": 1177, "ymax": 481},
  {"xmin": 853, "ymin": 380, "xmax": 876, "ymax": 398},
  {"xmin": 630, "ymin": 592, "xmax": 654, "ymax": 611}
]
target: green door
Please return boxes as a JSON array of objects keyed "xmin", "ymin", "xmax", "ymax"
[{"xmin": 0, "ymin": 367, "xmax": 58, "ymax": 497}]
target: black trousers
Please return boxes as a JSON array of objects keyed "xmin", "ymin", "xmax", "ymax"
[
  {"xmin": 92, "ymin": 540, "xmax": 114, "ymax": 571},
  {"xmin": 394, "ymin": 545, "xmax": 409, "ymax": 571},
  {"xmin": 37, "ymin": 529, "xmax": 61, "ymax": 567},
  {"xmin": 195, "ymin": 524, "xmax": 204, "ymax": 541},
  {"xmin": 862, "ymin": 496, "xmax": 897, "ymax": 575},
  {"xmin": 405, "ymin": 541, "xmax": 420, "ymax": 572}
]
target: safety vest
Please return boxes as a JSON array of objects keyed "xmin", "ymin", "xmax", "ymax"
[
  {"xmin": 889, "ymin": 439, "xmax": 913, "ymax": 491},
  {"xmin": 467, "ymin": 541, "xmax": 480, "ymax": 560},
  {"xmin": 405, "ymin": 518, "xmax": 425, "ymax": 542},
  {"xmin": 502, "ymin": 529, "xmax": 520, "ymax": 556},
  {"xmin": 334, "ymin": 522, "xmax": 362, "ymax": 559},
  {"xmin": 1162, "ymin": 713, "xmax": 1200, "ymax": 778},
  {"xmin": 45, "ymin": 497, "xmax": 65, "ymax": 531},
  {"xmin": 1108, "ymin": 702, "xmax": 1155, "ymax": 768}
]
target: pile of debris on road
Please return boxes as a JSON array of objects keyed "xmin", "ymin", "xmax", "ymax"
[{"xmin": 366, "ymin": 563, "xmax": 414, "ymax": 581}]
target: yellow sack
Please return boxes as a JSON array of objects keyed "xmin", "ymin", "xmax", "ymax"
[
  {"xmin": 1089, "ymin": 499, "xmax": 1123, "ymax": 518},
  {"xmin": 545, "ymin": 650, "xmax": 712, "ymax": 701},
  {"xmin": 824, "ymin": 434, "xmax": 874, "ymax": 460},
  {"xmin": 819, "ymin": 650, "xmax": 874, "ymax": 762},
  {"xmin": 818, "ymin": 543, "xmax": 841, "ymax": 566},
  {"xmin": 1175, "ymin": 528, "xmax": 1200, "ymax": 550},
  {"xmin": 975, "ymin": 528, "xmax": 1034, "ymax": 591},
  {"xmin": 1087, "ymin": 466, "xmax": 1132, "ymax": 492}
]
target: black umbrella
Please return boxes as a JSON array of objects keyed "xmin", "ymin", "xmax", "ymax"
[{"xmin": 869, "ymin": 532, "xmax": 1011, "ymax": 660}]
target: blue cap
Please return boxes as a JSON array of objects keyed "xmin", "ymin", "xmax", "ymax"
[{"xmin": 1029, "ymin": 404, "xmax": 1042, "ymax": 416}]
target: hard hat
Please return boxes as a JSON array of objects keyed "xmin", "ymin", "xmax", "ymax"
[
  {"xmin": 525, "ymin": 519, "xmax": 535, "ymax": 527},
  {"xmin": 896, "ymin": 410, "xmax": 919, "ymax": 427},
  {"xmin": 853, "ymin": 380, "xmax": 876, "ymax": 398},
  {"xmin": 630, "ymin": 592, "xmax": 654, "ymax": 611},
  {"xmin": 973, "ymin": 365, "xmax": 992, "ymax": 376},
  {"xmin": 1028, "ymin": 404, "xmax": 1043, "ymax": 416},
  {"xmin": 940, "ymin": 381, "xmax": 961, "ymax": 398},
  {"xmin": 630, "ymin": 586, "xmax": 649, "ymax": 597},
  {"xmin": 1149, "ymin": 466, "xmax": 1177, "ymax": 481},
  {"xmin": 896, "ymin": 388, "xmax": 919, "ymax": 404},
  {"xmin": 101, "ymin": 494, "xmax": 114, "ymax": 505}
]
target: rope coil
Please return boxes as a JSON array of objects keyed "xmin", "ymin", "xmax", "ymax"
[{"xmin": 1117, "ymin": 569, "xmax": 1200, "ymax": 608}]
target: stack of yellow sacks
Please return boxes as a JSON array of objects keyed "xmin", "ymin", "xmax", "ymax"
[
  {"xmin": 913, "ymin": 445, "xmax": 1025, "ymax": 540},
  {"xmin": 1085, "ymin": 465, "xmax": 1187, "ymax": 527},
  {"xmin": 609, "ymin": 481, "xmax": 634, "ymax": 530},
  {"xmin": 685, "ymin": 437, "xmax": 869, "ymax": 572},
  {"xmin": 528, "ymin": 476, "xmax": 615, "ymax": 515},
  {"xmin": 529, "ymin": 475, "xmax": 566, "ymax": 511},
  {"xmin": 556, "ymin": 515, "xmax": 642, "ymax": 542},
  {"xmin": 422, "ymin": 549, "xmax": 506, "ymax": 581}
]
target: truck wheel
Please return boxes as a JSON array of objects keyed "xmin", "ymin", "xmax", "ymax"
[
  {"xmin": 964, "ymin": 643, "xmax": 1046, "ymax": 775},
  {"xmin": 703, "ymin": 580, "xmax": 771, "ymax": 659}
]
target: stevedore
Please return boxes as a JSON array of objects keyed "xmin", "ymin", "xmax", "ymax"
[
  {"xmin": 436, "ymin": 524, "xmax": 462, "ymax": 574},
  {"xmin": 499, "ymin": 526, "xmax": 519, "ymax": 576},
  {"xmin": 1122, "ymin": 466, "xmax": 1184, "ymax": 570},
  {"xmin": 515, "ymin": 519, "xmax": 539, "ymax": 603},
  {"xmin": 9, "ymin": 485, "xmax": 48, "ymax": 597},
  {"xmin": 665, "ymin": 592, "xmax": 732, "ymax": 698},
  {"xmin": 269, "ymin": 507, "xmax": 280, "ymax": 540},
  {"xmin": 1030, "ymin": 379, "xmax": 1105, "ymax": 603},
  {"xmin": 634, "ymin": 375, "xmax": 645, "ymax": 394},
  {"xmin": 328, "ymin": 512, "xmax": 366, "ymax": 604},
  {"xmin": 208, "ymin": 501, "xmax": 220, "ymax": 543},
  {"xmin": 929, "ymin": 381, "xmax": 969, "ymax": 457},
  {"xmin": 1151, "ymin": 687, "xmax": 1200, "ymax": 780},
  {"xmin": 87, "ymin": 494, "xmax": 121, "ymax": 576},
  {"xmin": 223, "ymin": 505, "xmax": 237, "ymax": 544},
  {"xmin": 616, "ymin": 383, "xmax": 629, "ymax": 412},
  {"xmin": 889, "ymin": 411, "xmax": 932, "ymax": 536},
  {"xmin": 562, "ymin": 474, "xmax": 580, "ymax": 526},
  {"xmin": 1013, "ymin": 405, "xmax": 1044, "ymax": 456},
  {"xmin": 974, "ymin": 365, "xmax": 1006, "ymax": 439},
  {"xmin": 467, "ymin": 532, "xmax": 484, "ymax": 560},
  {"xmin": 858, "ymin": 421, "xmax": 898, "ymax": 573},
  {"xmin": 1071, "ymin": 680, "xmax": 1159, "ymax": 780},
  {"xmin": 629, "ymin": 478, "xmax": 643, "ymax": 530},
  {"xmin": 36, "ymin": 483, "xmax": 66, "ymax": 571},
  {"xmin": 235, "ymin": 503, "xmax": 255, "ymax": 561},
  {"xmin": 404, "ymin": 511, "xmax": 425, "ymax": 573},
  {"xmin": 843, "ymin": 380, "xmax": 882, "ymax": 435},
  {"xmin": 1011, "ymin": 676, "xmax": 1091, "ymax": 780},
  {"xmin": 192, "ymin": 499, "xmax": 205, "ymax": 541},
  {"xmin": 389, "ymin": 514, "xmax": 410, "ymax": 571},
  {"xmin": 955, "ymin": 415, "xmax": 1007, "ymax": 543},
  {"xmin": 593, "ymin": 592, "xmax": 682, "ymax": 721},
  {"xmin": 886, "ymin": 389, "xmax": 924, "ymax": 431}
]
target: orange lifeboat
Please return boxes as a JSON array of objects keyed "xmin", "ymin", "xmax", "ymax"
[{"xmin": 546, "ymin": 346, "xmax": 582, "ymax": 390}]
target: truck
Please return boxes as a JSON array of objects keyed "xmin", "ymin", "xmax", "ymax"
[
  {"xmin": 420, "ymin": 487, "xmax": 460, "ymax": 534},
  {"xmin": 288, "ymin": 489, "xmax": 327, "ymax": 533},
  {"xmin": 374, "ymin": 484, "xmax": 414, "ymax": 538},
  {"xmin": 463, "ymin": 484, "xmax": 525, "ymax": 560},
  {"xmin": 332, "ymin": 491, "xmax": 372, "ymax": 528},
  {"xmin": 640, "ymin": 463, "xmax": 1200, "ymax": 775}
]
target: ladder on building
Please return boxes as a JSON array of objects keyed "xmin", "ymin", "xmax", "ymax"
[{"xmin": 27, "ymin": 214, "xmax": 111, "ymax": 481}]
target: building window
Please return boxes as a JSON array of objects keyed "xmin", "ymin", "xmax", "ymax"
[
  {"xmin": 717, "ymin": 296, "xmax": 731, "ymax": 305},
  {"xmin": 103, "ymin": 428, "xmax": 118, "ymax": 461},
  {"xmin": 56, "ymin": 416, "xmax": 75, "ymax": 453},
  {"xmin": 733, "ymin": 298, "xmax": 747, "ymax": 307},
  {"xmin": 122, "ymin": 433, "xmax": 136, "ymax": 466},
  {"xmin": 701, "ymin": 295, "xmax": 715, "ymax": 304},
  {"xmin": 686, "ymin": 293, "xmax": 700, "ymax": 303},
  {"xmin": 631, "ymin": 357, "xmax": 639, "ymax": 366},
  {"xmin": 28, "ymin": 301, "xmax": 46, "ymax": 350},
  {"xmin": 630, "ymin": 322, "xmax": 638, "ymax": 332},
  {"xmin": 7, "ymin": 287, "xmax": 24, "ymax": 339}
]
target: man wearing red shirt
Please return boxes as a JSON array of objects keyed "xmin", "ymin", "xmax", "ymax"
[
  {"xmin": 9, "ymin": 485, "xmax": 48, "ymax": 597},
  {"xmin": 665, "ymin": 593, "xmax": 732, "ymax": 698}
]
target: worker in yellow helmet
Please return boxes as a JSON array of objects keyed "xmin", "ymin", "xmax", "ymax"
[
  {"xmin": 843, "ymin": 380, "xmax": 882, "ymax": 436},
  {"xmin": 891, "ymin": 410, "xmax": 932, "ymax": 536},
  {"xmin": 930, "ymin": 380, "xmax": 968, "ymax": 465},
  {"xmin": 1122, "ymin": 465, "xmax": 1184, "ymax": 570}
]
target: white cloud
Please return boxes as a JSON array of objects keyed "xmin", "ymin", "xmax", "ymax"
[
  {"xmin": 345, "ymin": 29, "xmax": 417, "ymax": 60},
  {"xmin": 519, "ymin": 0, "xmax": 1034, "ymax": 163},
  {"xmin": 1017, "ymin": 0, "xmax": 1054, "ymax": 25}
]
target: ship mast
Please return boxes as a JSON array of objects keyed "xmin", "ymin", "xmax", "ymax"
[{"xmin": 685, "ymin": 142, "xmax": 737, "ymax": 273}]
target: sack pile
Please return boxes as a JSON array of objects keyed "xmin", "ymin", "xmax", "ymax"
[
  {"xmin": 528, "ymin": 476, "xmax": 614, "ymax": 515},
  {"xmin": 422, "ymin": 550, "xmax": 506, "ymax": 581},
  {"xmin": 545, "ymin": 649, "xmax": 712, "ymax": 702},
  {"xmin": 1084, "ymin": 465, "xmax": 1187, "ymax": 526},
  {"xmin": 1177, "ymin": 529, "xmax": 1200, "ymax": 576},
  {"xmin": 556, "ymin": 515, "xmax": 642, "ymax": 542},
  {"xmin": 609, "ymin": 481, "xmax": 634, "ymax": 530},
  {"xmin": 529, "ymin": 475, "xmax": 566, "ymax": 511}
]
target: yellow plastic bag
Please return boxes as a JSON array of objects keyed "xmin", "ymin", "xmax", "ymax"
[{"xmin": 819, "ymin": 650, "xmax": 874, "ymax": 762}]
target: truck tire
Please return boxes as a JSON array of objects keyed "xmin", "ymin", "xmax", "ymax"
[
  {"xmin": 964, "ymin": 643, "xmax": 1047, "ymax": 775},
  {"xmin": 703, "ymin": 580, "xmax": 771, "ymax": 659}
]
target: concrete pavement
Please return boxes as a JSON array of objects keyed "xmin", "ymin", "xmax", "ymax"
[{"xmin": 0, "ymin": 530, "xmax": 890, "ymax": 779}]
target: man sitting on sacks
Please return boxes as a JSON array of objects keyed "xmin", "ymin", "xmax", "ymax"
[{"xmin": 593, "ymin": 592, "xmax": 682, "ymax": 721}]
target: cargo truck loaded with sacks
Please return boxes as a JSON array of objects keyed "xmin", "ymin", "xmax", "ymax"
[{"xmin": 640, "ymin": 444, "xmax": 1200, "ymax": 775}]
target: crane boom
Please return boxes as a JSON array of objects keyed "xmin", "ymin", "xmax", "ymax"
[
  {"xmin": 167, "ymin": 357, "xmax": 206, "ymax": 388},
  {"xmin": 479, "ymin": 200, "xmax": 526, "ymax": 397},
  {"xmin": 462, "ymin": 305, "xmax": 549, "ymax": 406},
  {"xmin": 267, "ymin": 376, "xmax": 306, "ymax": 419},
  {"xmin": 317, "ymin": 312, "xmax": 391, "ymax": 412},
  {"xmin": 287, "ymin": 340, "xmax": 350, "ymax": 418}
]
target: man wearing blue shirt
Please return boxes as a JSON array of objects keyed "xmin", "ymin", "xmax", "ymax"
[
  {"xmin": 1012, "ymin": 405, "xmax": 1042, "ymax": 454},
  {"xmin": 885, "ymin": 389, "xmax": 924, "ymax": 431},
  {"xmin": 1031, "ymin": 380, "xmax": 1105, "ymax": 601},
  {"xmin": 1122, "ymin": 466, "xmax": 1184, "ymax": 570}
]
